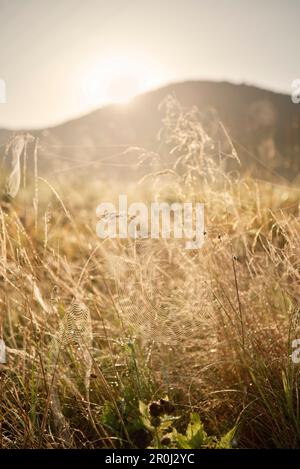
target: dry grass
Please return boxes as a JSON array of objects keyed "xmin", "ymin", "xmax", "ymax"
[{"xmin": 0, "ymin": 98, "xmax": 300, "ymax": 448}]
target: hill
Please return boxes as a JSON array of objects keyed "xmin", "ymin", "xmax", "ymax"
[{"xmin": 1, "ymin": 81, "xmax": 300, "ymax": 182}]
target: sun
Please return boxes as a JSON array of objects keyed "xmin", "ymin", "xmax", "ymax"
[{"xmin": 82, "ymin": 56, "xmax": 156, "ymax": 107}]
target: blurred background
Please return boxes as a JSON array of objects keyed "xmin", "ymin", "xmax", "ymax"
[{"xmin": 0, "ymin": 0, "xmax": 300, "ymax": 182}]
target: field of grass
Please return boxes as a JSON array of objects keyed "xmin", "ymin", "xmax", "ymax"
[{"xmin": 1, "ymin": 99, "xmax": 300, "ymax": 449}]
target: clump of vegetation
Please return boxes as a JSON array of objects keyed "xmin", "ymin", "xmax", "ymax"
[{"xmin": 0, "ymin": 98, "xmax": 300, "ymax": 448}]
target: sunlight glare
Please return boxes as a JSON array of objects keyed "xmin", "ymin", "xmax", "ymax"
[{"xmin": 82, "ymin": 56, "xmax": 159, "ymax": 107}]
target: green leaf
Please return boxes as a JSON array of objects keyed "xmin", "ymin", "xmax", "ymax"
[
  {"xmin": 217, "ymin": 426, "xmax": 237, "ymax": 449},
  {"xmin": 139, "ymin": 401, "xmax": 153, "ymax": 431},
  {"xmin": 173, "ymin": 429, "xmax": 192, "ymax": 449},
  {"xmin": 186, "ymin": 413, "xmax": 207, "ymax": 448}
]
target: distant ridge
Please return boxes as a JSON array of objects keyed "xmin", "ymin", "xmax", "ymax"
[{"xmin": 1, "ymin": 81, "xmax": 300, "ymax": 182}]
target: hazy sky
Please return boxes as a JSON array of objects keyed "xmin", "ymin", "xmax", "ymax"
[{"xmin": 0, "ymin": 0, "xmax": 299, "ymax": 129}]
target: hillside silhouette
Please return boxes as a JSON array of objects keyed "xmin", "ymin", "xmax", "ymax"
[{"xmin": 1, "ymin": 81, "xmax": 299, "ymax": 183}]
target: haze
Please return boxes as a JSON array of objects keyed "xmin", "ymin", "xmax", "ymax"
[{"xmin": 0, "ymin": 0, "xmax": 299, "ymax": 129}]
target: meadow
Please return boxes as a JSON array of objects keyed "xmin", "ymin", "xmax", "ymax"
[{"xmin": 1, "ymin": 98, "xmax": 300, "ymax": 449}]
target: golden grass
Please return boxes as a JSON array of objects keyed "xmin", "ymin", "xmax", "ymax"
[{"xmin": 0, "ymin": 99, "xmax": 300, "ymax": 448}]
